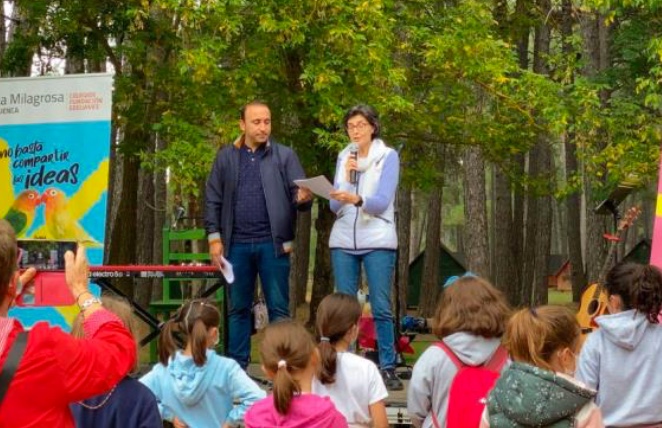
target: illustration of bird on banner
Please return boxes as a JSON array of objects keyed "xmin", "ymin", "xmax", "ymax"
[
  {"xmin": 1, "ymin": 136, "xmax": 108, "ymax": 245},
  {"xmin": 39, "ymin": 187, "xmax": 102, "ymax": 246},
  {"xmin": 3, "ymin": 190, "xmax": 41, "ymax": 237}
]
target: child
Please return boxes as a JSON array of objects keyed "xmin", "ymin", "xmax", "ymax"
[
  {"xmin": 407, "ymin": 275, "xmax": 510, "ymax": 428},
  {"xmin": 576, "ymin": 263, "xmax": 662, "ymax": 427},
  {"xmin": 482, "ymin": 305, "xmax": 603, "ymax": 427},
  {"xmin": 70, "ymin": 295, "xmax": 162, "ymax": 428},
  {"xmin": 244, "ymin": 320, "xmax": 349, "ymax": 428},
  {"xmin": 140, "ymin": 299, "xmax": 265, "ymax": 428},
  {"xmin": 313, "ymin": 293, "xmax": 389, "ymax": 428}
]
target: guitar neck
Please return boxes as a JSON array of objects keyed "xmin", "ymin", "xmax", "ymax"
[
  {"xmin": 598, "ymin": 241, "xmax": 618, "ymax": 284},
  {"xmin": 593, "ymin": 206, "xmax": 639, "ymax": 296}
]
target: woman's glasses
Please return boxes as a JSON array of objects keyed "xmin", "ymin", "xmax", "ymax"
[{"xmin": 347, "ymin": 122, "xmax": 370, "ymax": 132}]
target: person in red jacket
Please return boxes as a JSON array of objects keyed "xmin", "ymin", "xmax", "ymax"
[{"xmin": 0, "ymin": 219, "xmax": 137, "ymax": 427}]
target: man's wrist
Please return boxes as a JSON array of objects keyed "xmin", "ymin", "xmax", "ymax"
[{"xmin": 208, "ymin": 232, "xmax": 222, "ymax": 244}]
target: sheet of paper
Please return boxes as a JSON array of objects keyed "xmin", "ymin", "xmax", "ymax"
[
  {"xmin": 218, "ymin": 256, "xmax": 234, "ymax": 284},
  {"xmin": 294, "ymin": 176, "xmax": 335, "ymax": 199}
]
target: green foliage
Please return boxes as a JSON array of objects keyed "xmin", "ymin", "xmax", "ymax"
[{"xmin": 3, "ymin": 0, "xmax": 660, "ymax": 201}]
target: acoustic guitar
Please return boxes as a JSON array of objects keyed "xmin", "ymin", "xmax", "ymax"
[{"xmin": 577, "ymin": 206, "xmax": 641, "ymax": 334}]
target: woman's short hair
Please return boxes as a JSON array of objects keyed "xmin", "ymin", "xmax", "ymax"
[
  {"xmin": 343, "ymin": 104, "xmax": 381, "ymax": 139},
  {"xmin": 0, "ymin": 220, "xmax": 17, "ymax": 293},
  {"xmin": 432, "ymin": 275, "xmax": 510, "ymax": 338}
]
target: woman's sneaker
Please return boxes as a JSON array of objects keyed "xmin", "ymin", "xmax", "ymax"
[{"xmin": 382, "ymin": 369, "xmax": 404, "ymax": 391}]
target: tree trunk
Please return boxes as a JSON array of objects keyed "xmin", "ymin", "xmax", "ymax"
[
  {"xmin": 561, "ymin": 0, "xmax": 588, "ymax": 302},
  {"xmin": 307, "ymin": 202, "xmax": 334, "ymax": 326},
  {"xmin": 420, "ymin": 176, "xmax": 444, "ymax": 318},
  {"xmin": 514, "ymin": 0, "xmax": 531, "ymax": 69},
  {"xmin": 135, "ymin": 166, "xmax": 155, "ymax": 308},
  {"xmin": 410, "ymin": 190, "xmax": 427, "ymax": 261},
  {"xmin": 1, "ymin": 1, "xmax": 34, "ymax": 77},
  {"xmin": 522, "ymin": 0, "xmax": 553, "ymax": 306},
  {"xmin": 105, "ymin": 128, "xmax": 122, "ymax": 264},
  {"xmin": 463, "ymin": 146, "xmax": 490, "ymax": 278},
  {"xmin": 152, "ymin": 134, "xmax": 167, "ymax": 302},
  {"xmin": 290, "ymin": 210, "xmax": 312, "ymax": 316},
  {"xmin": 396, "ymin": 184, "xmax": 412, "ymax": 318},
  {"xmin": 0, "ymin": 2, "xmax": 7, "ymax": 62},
  {"xmin": 581, "ymin": 11, "xmax": 612, "ymax": 283},
  {"xmin": 494, "ymin": 169, "xmax": 519, "ymax": 302},
  {"xmin": 107, "ymin": 151, "xmax": 141, "ymax": 296}
]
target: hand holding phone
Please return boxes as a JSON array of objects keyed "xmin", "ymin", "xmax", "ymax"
[{"xmin": 64, "ymin": 245, "xmax": 89, "ymax": 300}]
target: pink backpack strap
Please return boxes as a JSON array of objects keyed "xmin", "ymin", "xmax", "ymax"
[
  {"xmin": 431, "ymin": 342, "xmax": 464, "ymax": 428},
  {"xmin": 484, "ymin": 345, "xmax": 508, "ymax": 372},
  {"xmin": 433, "ymin": 341, "xmax": 465, "ymax": 370}
]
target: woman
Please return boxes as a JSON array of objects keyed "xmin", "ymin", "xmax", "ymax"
[
  {"xmin": 328, "ymin": 104, "xmax": 401, "ymax": 391},
  {"xmin": 0, "ymin": 220, "xmax": 137, "ymax": 427}
]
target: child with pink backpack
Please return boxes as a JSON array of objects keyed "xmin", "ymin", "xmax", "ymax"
[{"xmin": 407, "ymin": 275, "xmax": 511, "ymax": 428}]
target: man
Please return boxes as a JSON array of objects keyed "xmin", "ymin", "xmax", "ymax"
[
  {"xmin": 0, "ymin": 219, "xmax": 136, "ymax": 426},
  {"xmin": 205, "ymin": 101, "xmax": 312, "ymax": 369}
]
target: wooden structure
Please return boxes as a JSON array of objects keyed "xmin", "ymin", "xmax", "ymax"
[
  {"xmin": 623, "ymin": 238, "xmax": 651, "ymax": 264},
  {"xmin": 547, "ymin": 255, "xmax": 572, "ymax": 291},
  {"xmin": 149, "ymin": 227, "xmax": 226, "ymax": 362},
  {"xmin": 407, "ymin": 243, "xmax": 466, "ymax": 308}
]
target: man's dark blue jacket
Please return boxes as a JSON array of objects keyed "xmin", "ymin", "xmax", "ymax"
[{"xmin": 204, "ymin": 137, "xmax": 311, "ymax": 256}]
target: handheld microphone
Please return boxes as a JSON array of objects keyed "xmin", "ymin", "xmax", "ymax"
[{"xmin": 349, "ymin": 143, "xmax": 358, "ymax": 184}]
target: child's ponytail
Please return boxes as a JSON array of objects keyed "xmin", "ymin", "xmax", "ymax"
[
  {"xmin": 191, "ymin": 318, "xmax": 210, "ymax": 366},
  {"xmin": 260, "ymin": 320, "xmax": 316, "ymax": 415},
  {"xmin": 273, "ymin": 359, "xmax": 301, "ymax": 415},
  {"xmin": 158, "ymin": 318, "xmax": 179, "ymax": 366},
  {"xmin": 158, "ymin": 299, "xmax": 221, "ymax": 366},
  {"xmin": 315, "ymin": 293, "xmax": 362, "ymax": 385},
  {"xmin": 505, "ymin": 306, "xmax": 579, "ymax": 371}
]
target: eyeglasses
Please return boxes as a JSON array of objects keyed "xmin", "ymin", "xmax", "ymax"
[{"xmin": 347, "ymin": 122, "xmax": 370, "ymax": 132}]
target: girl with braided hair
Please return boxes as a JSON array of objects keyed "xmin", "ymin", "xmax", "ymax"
[
  {"xmin": 140, "ymin": 299, "xmax": 265, "ymax": 428},
  {"xmin": 577, "ymin": 263, "xmax": 662, "ymax": 427}
]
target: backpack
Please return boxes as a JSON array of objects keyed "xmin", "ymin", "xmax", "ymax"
[{"xmin": 431, "ymin": 342, "xmax": 508, "ymax": 428}]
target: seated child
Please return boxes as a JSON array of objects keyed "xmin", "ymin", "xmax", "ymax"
[
  {"xmin": 408, "ymin": 275, "xmax": 510, "ymax": 428},
  {"xmin": 70, "ymin": 295, "xmax": 162, "ymax": 428},
  {"xmin": 140, "ymin": 299, "xmax": 265, "ymax": 428},
  {"xmin": 482, "ymin": 305, "xmax": 603, "ymax": 427},
  {"xmin": 244, "ymin": 320, "xmax": 349, "ymax": 428},
  {"xmin": 313, "ymin": 293, "xmax": 389, "ymax": 428}
]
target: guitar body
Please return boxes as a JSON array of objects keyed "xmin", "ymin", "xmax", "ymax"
[
  {"xmin": 576, "ymin": 206, "xmax": 640, "ymax": 342},
  {"xmin": 577, "ymin": 283, "xmax": 609, "ymax": 333}
]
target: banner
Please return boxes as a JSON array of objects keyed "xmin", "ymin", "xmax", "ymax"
[
  {"xmin": 652, "ymin": 153, "xmax": 662, "ymax": 268},
  {"xmin": 1, "ymin": 74, "xmax": 113, "ymax": 328}
]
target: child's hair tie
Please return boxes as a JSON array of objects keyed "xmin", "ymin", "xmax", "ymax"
[
  {"xmin": 320, "ymin": 336, "xmax": 331, "ymax": 342},
  {"xmin": 443, "ymin": 271, "xmax": 477, "ymax": 288},
  {"xmin": 277, "ymin": 359, "xmax": 287, "ymax": 370}
]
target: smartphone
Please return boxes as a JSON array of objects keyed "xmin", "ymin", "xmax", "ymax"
[
  {"xmin": 16, "ymin": 240, "xmax": 78, "ymax": 307},
  {"xmin": 17, "ymin": 240, "xmax": 77, "ymax": 271}
]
